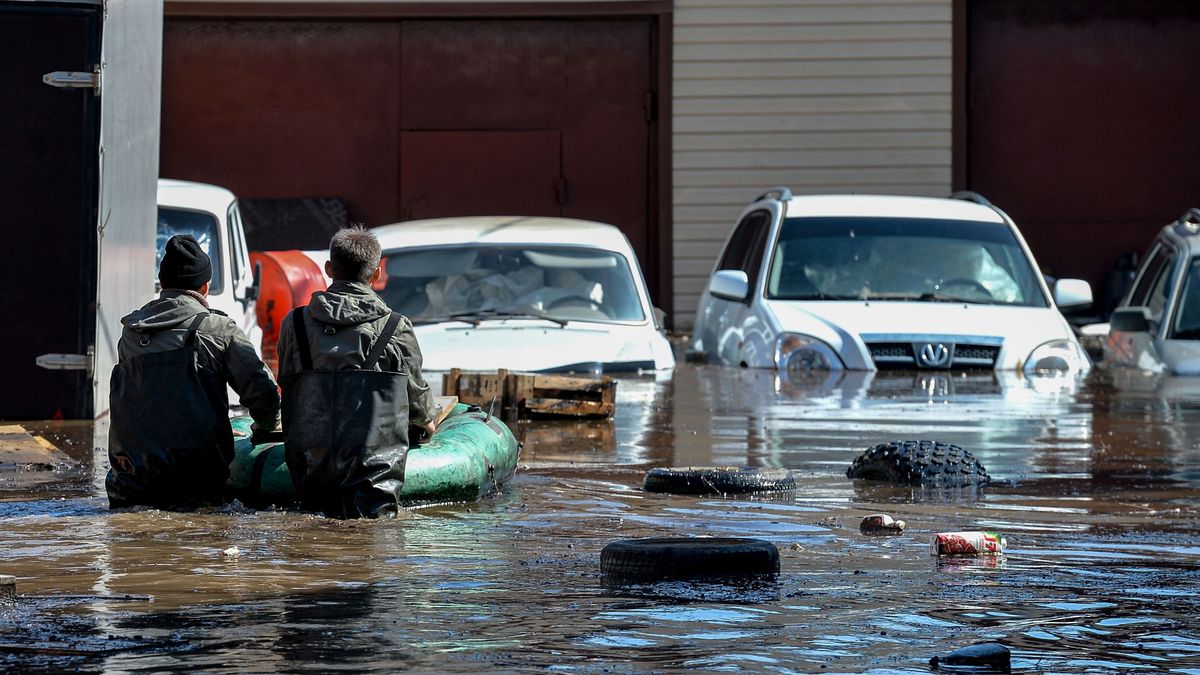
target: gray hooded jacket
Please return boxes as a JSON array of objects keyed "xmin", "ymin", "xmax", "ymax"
[
  {"xmin": 117, "ymin": 290, "xmax": 281, "ymax": 430},
  {"xmin": 277, "ymin": 280, "xmax": 436, "ymax": 426}
]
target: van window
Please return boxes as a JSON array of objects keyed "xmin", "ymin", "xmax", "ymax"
[
  {"xmin": 227, "ymin": 204, "xmax": 246, "ymax": 287},
  {"xmin": 157, "ymin": 207, "xmax": 223, "ymax": 294}
]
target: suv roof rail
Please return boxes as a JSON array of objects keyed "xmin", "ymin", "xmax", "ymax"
[
  {"xmin": 1178, "ymin": 208, "xmax": 1200, "ymax": 225},
  {"xmin": 948, "ymin": 191, "xmax": 992, "ymax": 206},
  {"xmin": 755, "ymin": 186, "xmax": 793, "ymax": 202}
]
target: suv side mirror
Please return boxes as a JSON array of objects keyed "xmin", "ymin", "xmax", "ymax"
[
  {"xmin": 1109, "ymin": 306, "xmax": 1152, "ymax": 333},
  {"xmin": 1053, "ymin": 278, "xmax": 1092, "ymax": 309},
  {"xmin": 710, "ymin": 270, "xmax": 749, "ymax": 302},
  {"xmin": 652, "ymin": 306, "xmax": 667, "ymax": 330}
]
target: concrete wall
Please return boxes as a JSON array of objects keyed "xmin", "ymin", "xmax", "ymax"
[{"xmin": 94, "ymin": 0, "xmax": 164, "ymax": 416}]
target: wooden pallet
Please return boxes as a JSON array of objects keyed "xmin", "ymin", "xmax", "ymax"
[{"xmin": 442, "ymin": 369, "xmax": 616, "ymax": 419}]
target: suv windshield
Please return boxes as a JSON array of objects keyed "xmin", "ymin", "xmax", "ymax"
[
  {"xmin": 156, "ymin": 207, "xmax": 222, "ymax": 293},
  {"xmin": 765, "ymin": 217, "xmax": 1047, "ymax": 307},
  {"xmin": 380, "ymin": 246, "xmax": 646, "ymax": 324}
]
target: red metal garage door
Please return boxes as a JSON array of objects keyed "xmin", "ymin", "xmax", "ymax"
[
  {"xmin": 965, "ymin": 0, "xmax": 1200, "ymax": 306},
  {"xmin": 161, "ymin": 16, "xmax": 663, "ymax": 306}
]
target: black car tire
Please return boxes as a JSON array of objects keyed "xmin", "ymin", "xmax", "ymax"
[
  {"xmin": 600, "ymin": 537, "xmax": 780, "ymax": 580},
  {"xmin": 846, "ymin": 440, "xmax": 990, "ymax": 487},
  {"xmin": 642, "ymin": 466, "xmax": 796, "ymax": 495}
]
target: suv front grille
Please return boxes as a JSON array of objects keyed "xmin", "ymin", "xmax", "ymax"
[
  {"xmin": 867, "ymin": 343, "xmax": 915, "ymax": 368},
  {"xmin": 866, "ymin": 341, "xmax": 1001, "ymax": 370}
]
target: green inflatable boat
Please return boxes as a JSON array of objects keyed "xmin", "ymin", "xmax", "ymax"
[{"xmin": 227, "ymin": 403, "xmax": 519, "ymax": 507}]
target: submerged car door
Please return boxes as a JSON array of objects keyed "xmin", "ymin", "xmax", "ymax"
[
  {"xmin": 1109, "ymin": 241, "xmax": 1177, "ymax": 369},
  {"xmin": 1162, "ymin": 255, "xmax": 1200, "ymax": 373},
  {"xmin": 711, "ymin": 209, "xmax": 773, "ymax": 365}
]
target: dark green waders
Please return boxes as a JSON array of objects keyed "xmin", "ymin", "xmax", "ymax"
[
  {"xmin": 107, "ymin": 314, "xmax": 233, "ymax": 509},
  {"xmin": 281, "ymin": 308, "xmax": 410, "ymax": 519}
]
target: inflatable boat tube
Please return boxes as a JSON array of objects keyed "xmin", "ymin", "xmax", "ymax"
[{"xmin": 227, "ymin": 403, "xmax": 519, "ymax": 506}]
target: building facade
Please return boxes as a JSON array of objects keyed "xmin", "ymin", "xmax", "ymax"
[{"xmin": 163, "ymin": 0, "xmax": 1200, "ymax": 328}]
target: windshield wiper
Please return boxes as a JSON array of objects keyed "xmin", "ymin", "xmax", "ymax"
[
  {"xmin": 776, "ymin": 292, "xmax": 863, "ymax": 301},
  {"xmin": 446, "ymin": 308, "xmax": 569, "ymax": 326},
  {"xmin": 865, "ymin": 292, "xmax": 995, "ymax": 305}
]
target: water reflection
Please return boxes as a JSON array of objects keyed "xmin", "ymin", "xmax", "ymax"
[{"xmin": 1, "ymin": 364, "xmax": 1198, "ymax": 672}]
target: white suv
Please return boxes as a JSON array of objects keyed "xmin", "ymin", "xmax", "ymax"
[
  {"xmin": 690, "ymin": 189, "xmax": 1093, "ymax": 374},
  {"xmin": 1104, "ymin": 209, "xmax": 1200, "ymax": 374}
]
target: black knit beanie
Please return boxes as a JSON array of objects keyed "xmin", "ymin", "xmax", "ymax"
[{"xmin": 159, "ymin": 235, "xmax": 212, "ymax": 290}]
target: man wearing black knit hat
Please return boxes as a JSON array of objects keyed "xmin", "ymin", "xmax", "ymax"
[{"xmin": 107, "ymin": 234, "xmax": 280, "ymax": 509}]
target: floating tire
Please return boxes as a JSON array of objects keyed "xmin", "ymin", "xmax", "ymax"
[
  {"xmin": 642, "ymin": 466, "xmax": 796, "ymax": 495},
  {"xmin": 845, "ymin": 440, "xmax": 990, "ymax": 487},
  {"xmin": 600, "ymin": 537, "xmax": 780, "ymax": 580}
]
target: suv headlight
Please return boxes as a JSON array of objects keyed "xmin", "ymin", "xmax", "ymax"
[
  {"xmin": 1024, "ymin": 339, "xmax": 1085, "ymax": 374},
  {"xmin": 775, "ymin": 333, "xmax": 843, "ymax": 371}
]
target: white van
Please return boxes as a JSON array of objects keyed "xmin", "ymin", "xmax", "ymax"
[{"xmin": 156, "ymin": 179, "xmax": 262, "ymax": 354}]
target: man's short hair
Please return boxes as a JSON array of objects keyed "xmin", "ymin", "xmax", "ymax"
[{"xmin": 328, "ymin": 226, "xmax": 381, "ymax": 284}]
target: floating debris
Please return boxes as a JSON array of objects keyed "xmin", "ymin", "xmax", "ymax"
[{"xmin": 931, "ymin": 531, "xmax": 1006, "ymax": 556}]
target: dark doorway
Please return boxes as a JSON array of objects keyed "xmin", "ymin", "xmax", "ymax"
[
  {"xmin": 161, "ymin": 10, "xmax": 670, "ymax": 314},
  {"xmin": 962, "ymin": 0, "xmax": 1200, "ymax": 304},
  {"xmin": 0, "ymin": 3, "xmax": 101, "ymax": 420}
]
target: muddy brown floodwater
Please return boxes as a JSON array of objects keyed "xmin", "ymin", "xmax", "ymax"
[{"xmin": 1, "ymin": 363, "xmax": 1199, "ymax": 672}]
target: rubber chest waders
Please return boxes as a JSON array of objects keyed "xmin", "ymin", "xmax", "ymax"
[
  {"xmin": 281, "ymin": 308, "xmax": 410, "ymax": 519},
  {"xmin": 107, "ymin": 313, "xmax": 232, "ymax": 509}
]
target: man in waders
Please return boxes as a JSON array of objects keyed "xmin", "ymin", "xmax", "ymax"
[
  {"xmin": 276, "ymin": 227, "xmax": 437, "ymax": 519},
  {"xmin": 108, "ymin": 235, "xmax": 281, "ymax": 509}
]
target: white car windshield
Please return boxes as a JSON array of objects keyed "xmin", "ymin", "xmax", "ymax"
[
  {"xmin": 156, "ymin": 207, "xmax": 223, "ymax": 293},
  {"xmin": 765, "ymin": 217, "xmax": 1047, "ymax": 307},
  {"xmin": 379, "ymin": 246, "xmax": 646, "ymax": 323}
]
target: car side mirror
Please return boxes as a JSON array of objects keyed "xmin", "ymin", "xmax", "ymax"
[
  {"xmin": 1053, "ymin": 278, "xmax": 1092, "ymax": 309},
  {"xmin": 1109, "ymin": 306, "xmax": 1152, "ymax": 333},
  {"xmin": 652, "ymin": 306, "xmax": 667, "ymax": 330},
  {"xmin": 242, "ymin": 260, "xmax": 262, "ymax": 302},
  {"xmin": 710, "ymin": 270, "xmax": 750, "ymax": 302}
]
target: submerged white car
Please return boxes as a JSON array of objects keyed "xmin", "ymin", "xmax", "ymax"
[
  {"xmin": 371, "ymin": 216, "xmax": 674, "ymax": 374},
  {"xmin": 690, "ymin": 189, "xmax": 1093, "ymax": 374},
  {"xmin": 1105, "ymin": 209, "xmax": 1200, "ymax": 374}
]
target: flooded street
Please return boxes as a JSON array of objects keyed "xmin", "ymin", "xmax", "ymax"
[{"xmin": 2, "ymin": 362, "xmax": 1199, "ymax": 672}]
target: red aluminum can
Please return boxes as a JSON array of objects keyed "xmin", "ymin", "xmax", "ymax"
[{"xmin": 931, "ymin": 531, "xmax": 1006, "ymax": 556}]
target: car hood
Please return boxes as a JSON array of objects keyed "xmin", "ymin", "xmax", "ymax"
[
  {"xmin": 765, "ymin": 300, "xmax": 1075, "ymax": 365},
  {"xmin": 413, "ymin": 320, "xmax": 671, "ymax": 372}
]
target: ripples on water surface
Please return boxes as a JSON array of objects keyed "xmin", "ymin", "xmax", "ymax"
[{"xmin": 1, "ymin": 365, "xmax": 1198, "ymax": 672}]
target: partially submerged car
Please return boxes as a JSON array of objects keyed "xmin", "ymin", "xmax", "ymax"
[
  {"xmin": 370, "ymin": 216, "xmax": 675, "ymax": 374},
  {"xmin": 1105, "ymin": 209, "xmax": 1200, "ymax": 374},
  {"xmin": 690, "ymin": 189, "xmax": 1093, "ymax": 374},
  {"xmin": 157, "ymin": 179, "xmax": 262, "ymax": 352}
]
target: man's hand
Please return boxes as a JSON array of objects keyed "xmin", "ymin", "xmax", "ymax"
[{"xmin": 423, "ymin": 421, "xmax": 437, "ymax": 438}]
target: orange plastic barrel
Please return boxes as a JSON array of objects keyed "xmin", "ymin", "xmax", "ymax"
[{"xmin": 251, "ymin": 250, "xmax": 327, "ymax": 375}]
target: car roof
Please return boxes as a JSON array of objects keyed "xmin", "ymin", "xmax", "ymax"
[
  {"xmin": 372, "ymin": 216, "xmax": 637, "ymax": 255},
  {"xmin": 157, "ymin": 178, "xmax": 235, "ymax": 213},
  {"xmin": 778, "ymin": 194, "xmax": 1006, "ymax": 224}
]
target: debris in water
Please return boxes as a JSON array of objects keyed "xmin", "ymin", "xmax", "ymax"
[
  {"xmin": 860, "ymin": 513, "xmax": 905, "ymax": 534},
  {"xmin": 929, "ymin": 642, "xmax": 1011, "ymax": 671},
  {"xmin": 931, "ymin": 531, "xmax": 1006, "ymax": 556},
  {"xmin": 222, "ymin": 547, "xmax": 241, "ymax": 558},
  {"xmin": 0, "ymin": 575, "xmax": 15, "ymax": 604}
]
